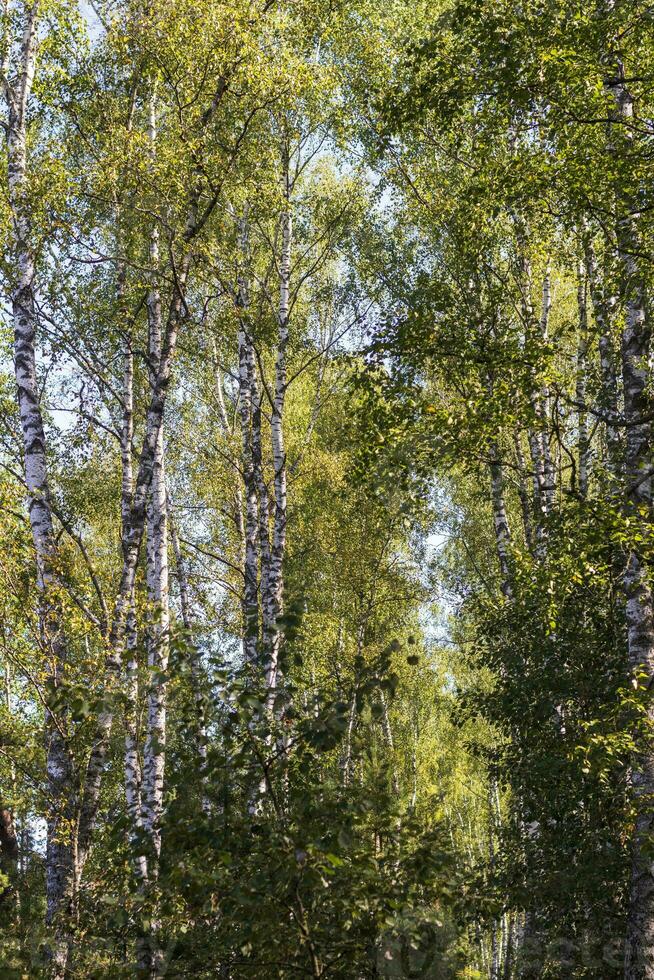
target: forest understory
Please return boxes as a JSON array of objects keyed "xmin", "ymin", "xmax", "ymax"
[{"xmin": 1, "ymin": 0, "xmax": 654, "ymax": 977}]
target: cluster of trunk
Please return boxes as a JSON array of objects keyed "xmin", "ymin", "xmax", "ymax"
[
  {"xmin": 482, "ymin": 39, "xmax": 654, "ymax": 974},
  {"xmin": 233, "ymin": 148, "xmax": 293, "ymax": 755},
  {"xmin": 2, "ymin": 7, "xmax": 237, "ymax": 973}
]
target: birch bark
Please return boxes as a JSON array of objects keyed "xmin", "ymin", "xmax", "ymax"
[
  {"xmin": 77, "ymin": 178, "xmax": 211, "ymax": 907},
  {"xmin": 238, "ymin": 332, "xmax": 260, "ymax": 664},
  {"xmin": 119, "ymin": 309, "xmax": 148, "ymax": 885},
  {"xmin": 141, "ymin": 90, "xmax": 170, "ymax": 886},
  {"xmin": 4, "ymin": 6, "xmax": 77, "ymax": 973},
  {"xmin": 575, "ymin": 261, "xmax": 590, "ymax": 496},
  {"xmin": 341, "ymin": 622, "xmax": 363, "ymax": 788},
  {"xmin": 378, "ymin": 689, "xmax": 400, "ymax": 798},
  {"xmin": 513, "ymin": 431, "xmax": 534, "ymax": 551},
  {"xmin": 212, "ymin": 350, "xmax": 246, "ymax": 559},
  {"xmin": 264, "ymin": 147, "xmax": 292, "ymax": 696},
  {"xmin": 133, "ymin": 91, "xmax": 171, "ymax": 977},
  {"xmin": 538, "ymin": 265, "xmax": 556, "ymax": 514},
  {"xmin": 583, "ymin": 234, "xmax": 621, "ymax": 477},
  {"xmin": 76, "ymin": 66, "xmax": 233, "ymax": 876},
  {"xmin": 513, "ymin": 222, "xmax": 550, "ymax": 548},
  {"xmin": 488, "ymin": 441, "xmax": 512, "ymax": 598},
  {"xmin": 252, "ymin": 385, "xmax": 272, "ymax": 644},
  {"xmin": 141, "ymin": 391, "xmax": 169, "ymax": 859},
  {"xmin": 604, "ymin": 58, "xmax": 654, "ymax": 978},
  {"xmin": 168, "ymin": 503, "xmax": 210, "ymax": 814}
]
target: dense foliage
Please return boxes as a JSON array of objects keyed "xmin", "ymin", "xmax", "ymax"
[{"xmin": 2, "ymin": 1, "xmax": 654, "ymax": 978}]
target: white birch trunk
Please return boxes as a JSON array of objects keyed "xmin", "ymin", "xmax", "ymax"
[
  {"xmin": 141, "ymin": 399, "xmax": 169, "ymax": 872},
  {"xmin": 77, "ymin": 65, "xmax": 231, "ymax": 867},
  {"xmin": 513, "ymin": 431, "xmax": 534, "ymax": 551},
  {"xmin": 340, "ymin": 623, "xmax": 362, "ymax": 788},
  {"xmin": 75, "ymin": 71, "xmax": 223, "ymax": 863},
  {"xmin": 140, "ymin": 90, "xmax": 169, "ymax": 886},
  {"xmin": 378, "ymin": 689, "xmax": 400, "ymax": 798},
  {"xmin": 514, "ymin": 224, "xmax": 550, "ymax": 547},
  {"xmin": 213, "ymin": 353, "xmax": 246, "ymax": 550},
  {"xmin": 575, "ymin": 260, "xmax": 590, "ymax": 496},
  {"xmin": 605, "ymin": 59, "xmax": 654, "ymax": 979},
  {"xmin": 137, "ymin": 94, "xmax": 170, "ymax": 976},
  {"xmin": 539, "ymin": 266, "xmax": 556, "ymax": 513},
  {"xmin": 252, "ymin": 385, "xmax": 272, "ymax": 643},
  {"xmin": 77, "ymin": 225, "xmax": 194, "ymax": 885},
  {"xmin": 118, "ymin": 298, "xmax": 148, "ymax": 886},
  {"xmin": 235, "ymin": 212, "xmax": 260, "ymax": 665},
  {"xmin": 409, "ymin": 722, "xmax": 418, "ymax": 812},
  {"xmin": 124, "ymin": 596, "xmax": 147, "ymax": 884},
  {"xmin": 238, "ymin": 326, "xmax": 260, "ymax": 664},
  {"xmin": 340, "ymin": 695, "xmax": 358, "ymax": 789},
  {"xmin": 4, "ymin": 7, "xmax": 77, "ymax": 974},
  {"xmin": 488, "ymin": 442, "xmax": 512, "ymax": 598},
  {"xmin": 168, "ymin": 503, "xmax": 210, "ymax": 814},
  {"xmin": 583, "ymin": 235, "xmax": 621, "ymax": 477},
  {"xmin": 265, "ymin": 149, "xmax": 292, "ymax": 695}
]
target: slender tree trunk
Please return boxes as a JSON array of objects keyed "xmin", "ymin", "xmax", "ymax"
[
  {"xmin": 76, "ymin": 65, "xmax": 232, "ymax": 878},
  {"xmin": 605, "ymin": 61, "xmax": 654, "ymax": 979},
  {"xmin": 125, "ymin": 596, "xmax": 147, "ymax": 883},
  {"xmin": 235, "ymin": 212, "xmax": 260, "ymax": 665},
  {"xmin": 341, "ymin": 624, "xmax": 362, "ymax": 788},
  {"xmin": 409, "ymin": 715, "xmax": 419, "ymax": 812},
  {"xmin": 489, "ymin": 781, "xmax": 501, "ymax": 980},
  {"xmin": 265, "ymin": 147, "xmax": 292, "ymax": 697},
  {"xmin": 139, "ymin": 93, "xmax": 170, "ymax": 974},
  {"xmin": 168, "ymin": 503, "xmax": 210, "ymax": 814},
  {"xmin": 538, "ymin": 265, "xmax": 556, "ymax": 514},
  {"xmin": 513, "ymin": 431, "xmax": 534, "ymax": 551},
  {"xmin": 488, "ymin": 441, "xmax": 513, "ymax": 598},
  {"xmin": 139, "ymin": 422, "xmax": 169, "ymax": 977},
  {"xmin": 378, "ymin": 689, "xmax": 400, "ymax": 797},
  {"xmin": 212, "ymin": 351, "xmax": 246, "ymax": 557},
  {"xmin": 5, "ymin": 8, "xmax": 77, "ymax": 974},
  {"xmin": 119, "ymin": 318, "xmax": 148, "ymax": 887},
  {"xmin": 575, "ymin": 260, "xmax": 590, "ymax": 496},
  {"xmin": 0, "ymin": 670, "xmax": 19, "ymax": 913},
  {"xmin": 513, "ymin": 220, "xmax": 549, "ymax": 548},
  {"xmin": 583, "ymin": 233, "xmax": 621, "ymax": 477},
  {"xmin": 340, "ymin": 695, "xmax": 358, "ymax": 789},
  {"xmin": 502, "ymin": 914, "xmax": 515, "ymax": 980},
  {"xmin": 252, "ymin": 385, "xmax": 272, "ymax": 644},
  {"xmin": 238, "ymin": 326, "xmax": 260, "ymax": 665},
  {"xmin": 0, "ymin": 807, "xmax": 19, "ymax": 908},
  {"xmin": 76, "ymin": 168, "xmax": 200, "ymax": 881}
]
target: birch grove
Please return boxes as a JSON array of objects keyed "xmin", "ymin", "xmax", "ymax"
[{"xmin": 3, "ymin": 0, "xmax": 654, "ymax": 978}]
